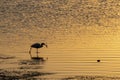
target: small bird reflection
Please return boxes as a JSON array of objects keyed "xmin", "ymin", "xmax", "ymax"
[{"xmin": 19, "ymin": 58, "xmax": 47, "ymax": 65}]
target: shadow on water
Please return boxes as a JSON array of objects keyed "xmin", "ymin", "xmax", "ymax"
[{"xmin": 0, "ymin": 55, "xmax": 15, "ymax": 59}]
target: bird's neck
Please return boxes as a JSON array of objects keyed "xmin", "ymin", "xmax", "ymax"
[{"xmin": 41, "ymin": 44, "xmax": 44, "ymax": 47}]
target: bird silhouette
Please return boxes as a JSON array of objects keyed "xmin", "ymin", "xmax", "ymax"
[
  {"xmin": 29, "ymin": 43, "xmax": 47, "ymax": 58},
  {"xmin": 97, "ymin": 60, "xmax": 101, "ymax": 62}
]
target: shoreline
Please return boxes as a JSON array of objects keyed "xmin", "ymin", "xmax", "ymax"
[
  {"xmin": 0, "ymin": 69, "xmax": 120, "ymax": 80},
  {"xmin": 62, "ymin": 75, "xmax": 120, "ymax": 80}
]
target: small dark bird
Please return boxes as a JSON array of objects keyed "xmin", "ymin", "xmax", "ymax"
[
  {"xmin": 29, "ymin": 43, "xmax": 47, "ymax": 58},
  {"xmin": 97, "ymin": 60, "xmax": 101, "ymax": 62}
]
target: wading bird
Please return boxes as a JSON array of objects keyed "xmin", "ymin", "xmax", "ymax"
[{"xmin": 29, "ymin": 43, "xmax": 47, "ymax": 58}]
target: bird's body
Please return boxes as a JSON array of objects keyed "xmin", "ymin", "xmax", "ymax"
[
  {"xmin": 29, "ymin": 43, "xmax": 47, "ymax": 58},
  {"xmin": 31, "ymin": 43, "xmax": 44, "ymax": 48}
]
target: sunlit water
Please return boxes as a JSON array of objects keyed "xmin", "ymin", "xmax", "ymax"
[
  {"xmin": 0, "ymin": 26, "xmax": 120, "ymax": 79},
  {"xmin": 0, "ymin": 0, "xmax": 120, "ymax": 79}
]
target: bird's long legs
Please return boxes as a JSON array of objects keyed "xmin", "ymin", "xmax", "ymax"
[
  {"xmin": 29, "ymin": 47, "xmax": 32, "ymax": 58},
  {"xmin": 36, "ymin": 48, "xmax": 39, "ymax": 57}
]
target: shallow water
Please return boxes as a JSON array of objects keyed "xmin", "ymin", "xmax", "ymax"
[
  {"xmin": 0, "ymin": 0, "xmax": 120, "ymax": 79},
  {"xmin": 1, "ymin": 49, "xmax": 120, "ymax": 79},
  {"xmin": 1, "ymin": 26, "xmax": 120, "ymax": 79}
]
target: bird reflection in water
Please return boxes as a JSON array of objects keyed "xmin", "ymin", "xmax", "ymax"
[
  {"xmin": 31, "ymin": 57, "xmax": 48, "ymax": 64},
  {"xmin": 20, "ymin": 58, "xmax": 48, "ymax": 65}
]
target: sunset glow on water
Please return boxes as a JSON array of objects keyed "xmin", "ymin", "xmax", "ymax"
[{"xmin": 0, "ymin": 0, "xmax": 120, "ymax": 79}]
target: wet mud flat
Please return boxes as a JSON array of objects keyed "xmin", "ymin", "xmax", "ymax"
[
  {"xmin": 0, "ymin": 69, "xmax": 53, "ymax": 80},
  {"xmin": 0, "ymin": 55, "xmax": 54, "ymax": 80},
  {"xmin": 62, "ymin": 75, "xmax": 120, "ymax": 80}
]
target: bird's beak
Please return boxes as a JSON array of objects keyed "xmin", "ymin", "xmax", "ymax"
[{"xmin": 45, "ymin": 45, "xmax": 48, "ymax": 48}]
